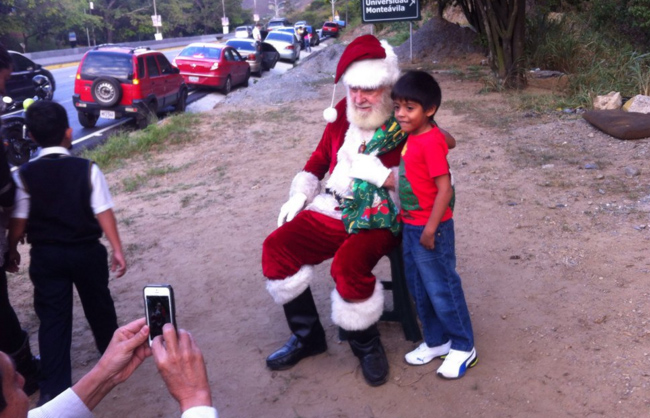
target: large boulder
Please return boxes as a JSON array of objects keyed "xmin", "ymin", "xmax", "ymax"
[{"xmin": 622, "ymin": 95, "xmax": 650, "ymax": 114}]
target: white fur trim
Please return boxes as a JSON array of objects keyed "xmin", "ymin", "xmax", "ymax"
[
  {"xmin": 341, "ymin": 40, "xmax": 399, "ymax": 89},
  {"xmin": 323, "ymin": 107, "xmax": 338, "ymax": 123},
  {"xmin": 331, "ymin": 281, "xmax": 384, "ymax": 331},
  {"xmin": 266, "ymin": 265, "xmax": 314, "ymax": 305},
  {"xmin": 290, "ymin": 171, "xmax": 320, "ymax": 203}
]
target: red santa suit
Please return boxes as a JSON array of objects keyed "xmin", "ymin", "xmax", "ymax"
[{"xmin": 263, "ymin": 90, "xmax": 402, "ymax": 332}]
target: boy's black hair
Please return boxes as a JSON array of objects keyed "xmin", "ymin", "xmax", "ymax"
[
  {"xmin": 25, "ymin": 100, "xmax": 69, "ymax": 148},
  {"xmin": 391, "ymin": 70, "xmax": 442, "ymax": 113}
]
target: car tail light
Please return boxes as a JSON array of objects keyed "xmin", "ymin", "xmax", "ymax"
[
  {"xmin": 210, "ymin": 62, "xmax": 219, "ymax": 70},
  {"xmin": 285, "ymin": 45, "xmax": 294, "ymax": 50},
  {"xmin": 133, "ymin": 79, "xmax": 140, "ymax": 85},
  {"xmin": 248, "ymin": 54, "xmax": 256, "ymax": 60}
]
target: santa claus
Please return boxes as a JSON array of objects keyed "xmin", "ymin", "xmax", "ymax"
[{"xmin": 262, "ymin": 34, "xmax": 404, "ymax": 387}]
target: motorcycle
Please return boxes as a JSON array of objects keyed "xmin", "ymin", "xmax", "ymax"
[{"xmin": 1, "ymin": 75, "xmax": 53, "ymax": 166}]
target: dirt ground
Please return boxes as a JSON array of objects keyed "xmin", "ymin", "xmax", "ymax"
[{"xmin": 8, "ymin": 27, "xmax": 650, "ymax": 418}]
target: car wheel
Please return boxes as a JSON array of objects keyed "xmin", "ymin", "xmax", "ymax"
[
  {"xmin": 222, "ymin": 76, "xmax": 232, "ymax": 95},
  {"xmin": 175, "ymin": 88, "xmax": 188, "ymax": 113},
  {"xmin": 78, "ymin": 112, "xmax": 98, "ymax": 128},
  {"xmin": 136, "ymin": 101, "xmax": 157, "ymax": 129},
  {"xmin": 2, "ymin": 122, "xmax": 31, "ymax": 166},
  {"xmin": 91, "ymin": 76, "xmax": 122, "ymax": 107},
  {"xmin": 243, "ymin": 69, "xmax": 251, "ymax": 87}
]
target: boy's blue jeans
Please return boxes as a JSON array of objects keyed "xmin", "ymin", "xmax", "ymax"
[{"xmin": 402, "ymin": 219, "xmax": 474, "ymax": 351}]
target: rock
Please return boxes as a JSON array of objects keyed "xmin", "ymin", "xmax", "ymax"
[
  {"xmin": 593, "ymin": 91, "xmax": 622, "ymax": 110},
  {"xmin": 584, "ymin": 163, "xmax": 599, "ymax": 170},
  {"xmin": 622, "ymin": 95, "xmax": 650, "ymax": 114},
  {"xmin": 624, "ymin": 166, "xmax": 641, "ymax": 177}
]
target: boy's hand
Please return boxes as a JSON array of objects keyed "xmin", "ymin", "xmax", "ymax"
[
  {"xmin": 419, "ymin": 229, "xmax": 436, "ymax": 250},
  {"xmin": 5, "ymin": 249, "xmax": 21, "ymax": 273},
  {"xmin": 111, "ymin": 251, "xmax": 127, "ymax": 278}
]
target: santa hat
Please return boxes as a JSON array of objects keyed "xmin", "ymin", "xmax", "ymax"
[{"xmin": 323, "ymin": 35, "xmax": 400, "ymax": 123}]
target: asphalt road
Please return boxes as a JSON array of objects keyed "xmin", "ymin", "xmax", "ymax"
[{"xmin": 2, "ymin": 40, "xmax": 327, "ymax": 157}]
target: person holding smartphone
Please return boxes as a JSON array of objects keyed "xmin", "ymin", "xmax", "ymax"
[
  {"xmin": 0, "ymin": 318, "xmax": 217, "ymax": 418},
  {"xmin": 0, "ymin": 43, "xmax": 41, "ymax": 396}
]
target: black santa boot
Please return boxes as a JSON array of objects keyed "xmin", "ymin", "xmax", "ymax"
[
  {"xmin": 266, "ymin": 287, "xmax": 328, "ymax": 370},
  {"xmin": 10, "ymin": 330, "xmax": 41, "ymax": 396},
  {"xmin": 347, "ymin": 324, "xmax": 389, "ymax": 387}
]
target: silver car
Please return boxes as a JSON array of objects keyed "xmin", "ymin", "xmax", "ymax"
[{"xmin": 262, "ymin": 31, "xmax": 300, "ymax": 63}]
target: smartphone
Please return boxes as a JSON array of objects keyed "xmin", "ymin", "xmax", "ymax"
[{"xmin": 143, "ymin": 284, "xmax": 176, "ymax": 346}]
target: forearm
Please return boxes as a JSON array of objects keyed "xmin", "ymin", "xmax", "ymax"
[
  {"xmin": 96, "ymin": 210, "xmax": 123, "ymax": 254},
  {"xmin": 381, "ymin": 169, "xmax": 396, "ymax": 191},
  {"xmin": 424, "ymin": 188, "xmax": 452, "ymax": 234},
  {"xmin": 71, "ymin": 365, "xmax": 119, "ymax": 411},
  {"xmin": 8, "ymin": 217, "xmax": 26, "ymax": 250}
]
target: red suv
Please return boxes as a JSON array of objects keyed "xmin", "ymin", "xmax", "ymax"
[
  {"xmin": 73, "ymin": 45, "xmax": 188, "ymax": 129},
  {"xmin": 321, "ymin": 22, "xmax": 340, "ymax": 38}
]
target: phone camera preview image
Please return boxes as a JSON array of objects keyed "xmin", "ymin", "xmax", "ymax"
[{"xmin": 146, "ymin": 295, "xmax": 172, "ymax": 340}]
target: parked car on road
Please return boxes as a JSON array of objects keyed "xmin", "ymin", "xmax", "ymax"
[
  {"xmin": 225, "ymin": 38, "xmax": 279, "ymax": 76},
  {"xmin": 267, "ymin": 17, "xmax": 291, "ymax": 31},
  {"xmin": 235, "ymin": 25, "xmax": 253, "ymax": 38},
  {"xmin": 321, "ymin": 21, "xmax": 340, "ymax": 38},
  {"xmin": 72, "ymin": 45, "xmax": 187, "ymax": 129},
  {"xmin": 262, "ymin": 31, "xmax": 300, "ymax": 63},
  {"xmin": 5, "ymin": 51, "xmax": 56, "ymax": 105},
  {"xmin": 276, "ymin": 27, "xmax": 301, "ymax": 43},
  {"xmin": 172, "ymin": 43, "xmax": 250, "ymax": 95}
]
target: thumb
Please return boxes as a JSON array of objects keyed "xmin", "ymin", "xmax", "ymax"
[{"xmin": 123, "ymin": 325, "xmax": 150, "ymax": 351}]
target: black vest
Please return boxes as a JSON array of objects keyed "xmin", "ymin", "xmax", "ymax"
[{"xmin": 19, "ymin": 154, "xmax": 102, "ymax": 245}]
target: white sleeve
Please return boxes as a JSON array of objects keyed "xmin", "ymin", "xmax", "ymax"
[
  {"xmin": 28, "ymin": 388, "xmax": 94, "ymax": 418},
  {"xmin": 11, "ymin": 170, "xmax": 30, "ymax": 219},
  {"xmin": 180, "ymin": 406, "xmax": 219, "ymax": 418},
  {"xmin": 90, "ymin": 164, "xmax": 114, "ymax": 214}
]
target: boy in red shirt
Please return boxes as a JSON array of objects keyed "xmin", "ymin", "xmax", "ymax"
[{"xmin": 392, "ymin": 71, "xmax": 477, "ymax": 379}]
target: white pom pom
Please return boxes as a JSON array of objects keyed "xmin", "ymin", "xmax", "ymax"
[{"xmin": 323, "ymin": 107, "xmax": 338, "ymax": 123}]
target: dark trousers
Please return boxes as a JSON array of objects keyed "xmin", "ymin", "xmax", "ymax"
[
  {"xmin": 30, "ymin": 241, "xmax": 118, "ymax": 400},
  {"xmin": 0, "ymin": 268, "xmax": 24, "ymax": 353}
]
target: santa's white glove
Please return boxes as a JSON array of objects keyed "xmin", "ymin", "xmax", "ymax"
[
  {"xmin": 349, "ymin": 154, "xmax": 392, "ymax": 187},
  {"xmin": 277, "ymin": 193, "xmax": 307, "ymax": 227}
]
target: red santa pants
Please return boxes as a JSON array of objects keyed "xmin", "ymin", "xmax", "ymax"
[{"xmin": 262, "ymin": 210, "xmax": 400, "ymax": 300}]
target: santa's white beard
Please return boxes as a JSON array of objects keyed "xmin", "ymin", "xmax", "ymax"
[{"xmin": 346, "ymin": 89, "xmax": 393, "ymax": 131}]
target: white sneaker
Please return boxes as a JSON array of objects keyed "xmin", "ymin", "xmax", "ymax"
[
  {"xmin": 404, "ymin": 341, "xmax": 451, "ymax": 366},
  {"xmin": 436, "ymin": 347, "xmax": 477, "ymax": 379}
]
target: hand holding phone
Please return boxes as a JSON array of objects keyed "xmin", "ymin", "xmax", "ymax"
[{"xmin": 143, "ymin": 285, "xmax": 176, "ymax": 346}]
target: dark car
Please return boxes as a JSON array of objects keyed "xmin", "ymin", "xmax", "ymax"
[
  {"xmin": 5, "ymin": 51, "xmax": 56, "ymax": 103},
  {"xmin": 73, "ymin": 45, "xmax": 188, "ymax": 129},
  {"xmin": 225, "ymin": 39, "xmax": 280, "ymax": 76},
  {"xmin": 304, "ymin": 25, "xmax": 320, "ymax": 46}
]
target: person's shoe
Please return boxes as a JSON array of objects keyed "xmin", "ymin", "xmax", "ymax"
[
  {"xmin": 349, "ymin": 335, "xmax": 389, "ymax": 387},
  {"xmin": 266, "ymin": 334, "xmax": 327, "ymax": 371},
  {"xmin": 436, "ymin": 347, "xmax": 477, "ymax": 379},
  {"xmin": 404, "ymin": 341, "xmax": 451, "ymax": 366},
  {"xmin": 10, "ymin": 331, "xmax": 41, "ymax": 396}
]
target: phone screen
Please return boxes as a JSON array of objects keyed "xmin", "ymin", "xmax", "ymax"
[{"xmin": 144, "ymin": 285, "xmax": 175, "ymax": 345}]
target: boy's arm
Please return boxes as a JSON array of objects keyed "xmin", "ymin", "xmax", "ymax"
[
  {"xmin": 438, "ymin": 128, "xmax": 456, "ymax": 150},
  {"xmin": 6, "ymin": 217, "xmax": 27, "ymax": 273},
  {"xmin": 96, "ymin": 209, "xmax": 127, "ymax": 278},
  {"xmin": 420, "ymin": 174, "xmax": 453, "ymax": 250}
]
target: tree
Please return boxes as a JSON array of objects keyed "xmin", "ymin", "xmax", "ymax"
[{"xmin": 442, "ymin": 0, "xmax": 526, "ymax": 89}]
